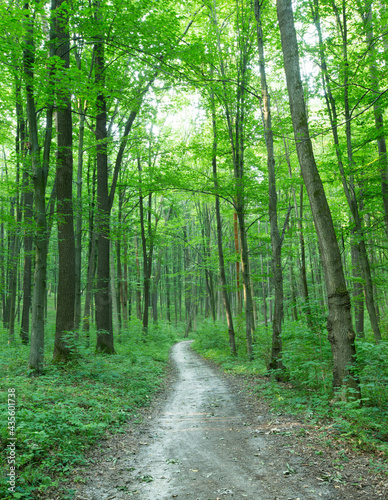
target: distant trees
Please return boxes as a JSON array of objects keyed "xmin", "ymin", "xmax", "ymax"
[{"xmin": 0, "ymin": 0, "xmax": 386, "ymax": 397}]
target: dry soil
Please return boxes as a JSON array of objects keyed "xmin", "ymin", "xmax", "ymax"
[{"xmin": 71, "ymin": 340, "xmax": 388, "ymax": 500}]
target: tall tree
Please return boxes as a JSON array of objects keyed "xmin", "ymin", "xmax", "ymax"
[
  {"xmin": 53, "ymin": 0, "xmax": 76, "ymax": 362},
  {"xmin": 209, "ymin": 0, "xmax": 256, "ymax": 359},
  {"xmin": 254, "ymin": 0, "xmax": 287, "ymax": 376},
  {"xmin": 24, "ymin": 3, "xmax": 54, "ymax": 374},
  {"xmin": 94, "ymin": 1, "xmax": 114, "ymax": 353},
  {"xmin": 310, "ymin": 0, "xmax": 381, "ymax": 342},
  {"xmin": 277, "ymin": 0, "xmax": 360, "ymax": 396},
  {"xmin": 211, "ymin": 92, "xmax": 237, "ymax": 355}
]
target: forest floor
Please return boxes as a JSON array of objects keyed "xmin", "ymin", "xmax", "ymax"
[{"xmin": 59, "ymin": 341, "xmax": 387, "ymax": 500}]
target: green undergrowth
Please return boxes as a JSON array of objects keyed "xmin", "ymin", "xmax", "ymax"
[
  {"xmin": 192, "ymin": 318, "xmax": 388, "ymax": 465},
  {"xmin": 0, "ymin": 320, "xmax": 179, "ymax": 499}
]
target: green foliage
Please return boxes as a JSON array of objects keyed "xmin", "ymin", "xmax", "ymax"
[
  {"xmin": 280, "ymin": 318, "xmax": 333, "ymax": 392},
  {"xmin": 356, "ymin": 341, "xmax": 388, "ymax": 407},
  {"xmin": 0, "ymin": 321, "xmax": 177, "ymax": 499},
  {"xmin": 192, "ymin": 318, "xmax": 229, "ymax": 353},
  {"xmin": 192, "ymin": 317, "xmax": 388, "ymax": 459},
  {"xmin": 192, "ymin": 318, "xmax": 268, "ymax": 375}
]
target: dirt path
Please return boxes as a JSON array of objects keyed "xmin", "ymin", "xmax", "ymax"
[{"xmin": 74, "ymin": 341, "xmax": 386, "ymax": 500}]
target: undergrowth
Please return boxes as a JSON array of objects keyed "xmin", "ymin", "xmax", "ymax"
[
  {"xmin": 192, "ymin": 318, "xmax": 388, "ymax": 463},
  {"xmin": 0, "ymin": 320, "xmax": 178, "ymax": 499}
]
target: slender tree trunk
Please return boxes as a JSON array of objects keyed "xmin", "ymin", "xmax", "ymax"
[
  {"xmin": 359, "ymin": 1, "xmax": 388, "ymax": 236},
  {"xmin": 82, "ymin": 232, "xmax": 97, "ymax": 336},
  {"xmin": 152, "ymin": 252, "xmax": 162, "ymax": 323},
  {"xmin": 198, "ymin": 203, "xmax": 216, "ymax": 321},
  {"xmin": 277, "ymin": 0, "xmax": 360, "ymax": 396},
  {"xmin": 120, "ymin": 236, "xmax": 129, "ymax": 329},
  {"xmin": 7, "ymin": 199, "xmax": 20, "ymax": 344},
  {"xmin": 282, "ymin": 122, "xmax": 313, "ymax": 327},
  {"xmin": 110, "ymin": 238, "xmax": 119, "ymax": 334},
  {"xmin": 340, "ymin": 3, "xmax": 380, "ymax": 342},
  {"xmin": 255, "ymin": 0, "xmax": 285, "ymax": 375},
  {"xmin": 82, "ymin": 162, "xmax": 96, "ymax": 336},
  {"xmin": 312, "ymin": 0, "xmax": 381, "ymax": 342},
  {"xmin": 211, "ymin": 97, "xmax": 237, "ymax": 355},
  {"xmin": 53, "ymin": 0, "xmax": 76, "ymax": 362},
  {"xmin": 20, "ymin": 173, "xmax": 33, "ymax": 344},
  {"xmin": 260, "ymin": 252, "xmax": 268, "ymax": 329},
  {"xmin": 94, "ymin": 9, "xmax": 114, "ymax": 353},
  {"xmin": 165, "ymin": 262, "xmax": 171, "ymax": 323},
  {"xmin": 24, "ymin": 5, "xmax": 51, "ymax": 374},
  {"xmin": 233, "ymin": 212, "xmax": 242, "ymax": 315},
  {"xmin": 19, "ymin": 89, "xmax": 33, "ymax": 344},
  {"xmin": 8, "ymin": 96, "xmax": 24, "ymax": 343},
  {"xmin": 135, "ymin": 236, "xmax": 142, "ymax": 320},
  {"xmin": 138, "ymin": 161, "xmax": 153, "ymax": 333},
  {"xmin": 351, "ymin": 240, "xmax": 364, "ymax": 337},
  {"xmin": 74, "ymin": 101, "xmax": 86, "ymax": 332},
  {"xmin": 183, "ymin": 225, "xmax": 192, "ymax": 334},
  {"xmin": 297, "ymin": 187, "xmax": 312, "ymax": 325}
]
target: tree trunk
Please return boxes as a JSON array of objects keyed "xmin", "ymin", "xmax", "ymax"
[
  {"xmin": 74, "ymin": 101, "xmax": 86, "ymax": 332},
  {"xmin": 233, "ymin": 212, "xmax": 242, "ymax": 315},
  {"xmin": 120, "ymin": 236, "xmax": 129, "ymax": 329},
  {"xmin": 19, "ymin": 90, "xmax": 33, "ymax": 343},
  {"xmin": 312, "ymin": 0, "xmax": 381, "ymax": 342},
  {"xmin": 135, "ymin": 236, "xmax": 142, "ymax": 320},
  {"xmin": 8, "ymin": 97, "xmax": 24, "ymax": 343},
  {"xmin": 24, "ymin": 5, "xmax": 51, "ymax": 374},
  {"xmin": 53, "ymin": 0, "xmax": 76, "ymax": 363},
  {"xmin": 138, "ymin": 161, "xmax": 153, "ymax": 333},
  {"xmin": 260, "ymin": 252, "xmax": 268, "ymax": 329},
  {"xmin": 211, "ymin": 97, "xmax": 237, "ymax": 355},
  {"xmin": 183, "ymin": 225, "xmax": 192, "ymax": 334},
  {"xmin": 82, "ymin": 162, "xmax": 96, "ymax": 337},
  {"xmin": 165, "ymin": 262, "xmax": 171, "ymax": 323},
  {"xmin": 94, "ymin": 11, "xmax": 114, "ymax": 353},
  {"xmin": 255, "ymin": 0, "xmax": 285, "ymax": 375},
  {"xmin": 20, "ymin": 176, "xmax": 33, "ymax": 344},
  {"xmin": 152, "ymin": 252, "xmax": 162, "ymax": 323},
  {"xmin": 359, "ymin": 1, "xmax": 388, "ymax": 237},
  {"xmin": 277, "ymin": 0, "xmax": 360, "ymax": 396},
  {"xmin": 198, "ymin": 202, "xmax": 216, "ymax": 321},
  {"xmin": 110, "ymin": 238, "xmax": 119, "ymax": 334},
  {"xmin": 351, "ymin": 240, "xmax": 364, "ymax": 337}
]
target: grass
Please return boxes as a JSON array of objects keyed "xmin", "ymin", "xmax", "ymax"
[
  {"xmin": 0, "ymin": 319, "xmax": 179, "ymax": 499},
  {"xmin": 192, "ymin": 318, "xmax": 388, "ymax": 463}
]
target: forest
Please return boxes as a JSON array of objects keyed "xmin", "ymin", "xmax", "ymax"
[{"xmin": 1, "ymin": 0, "xmax": 388, "ymax": 497}]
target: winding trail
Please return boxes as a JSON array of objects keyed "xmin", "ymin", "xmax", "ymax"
[{"xmin": 76, "ymin": 341, "xmax": 340, "ymax": 499}]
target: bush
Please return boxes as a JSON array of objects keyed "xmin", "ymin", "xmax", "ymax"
[
  {"xmin": 0, "ymin": 320, "xmax": 177, "ymax": 499},
  {"xmin": 192, "ymin": 318, "xmax": 230, "ymax": 353}
]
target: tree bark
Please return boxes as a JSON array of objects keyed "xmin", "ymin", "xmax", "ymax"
[
  {"xmin": 82, "ymin": 162, "xmax": 96, "ymax": 337},
  {"xmin": 94, "ymin": 9, "xmax": 114, "ymax": 353},
  {"xmin": 211, "ymin": 98, "xmax": 237, "ymax": 355},
  {"xmin": 53, "ymin": 0, "xmax": 76, "ymax": 362},
  {"xmin": 19, "ymin": 84, "xmax": 33, "ymax": 344},
  {"xmin": 138, "ymin": 160, "xmax": 155, "ymax": 334},
  {"xmin": 74, "ymin": 101, "xmax": 86, "ymax": 332},
  {"xmin": 255, "ymin": 0, "xmax": 286, "ymax": 375},
  {"xmin": 210, "ymin": 0, "xmax": 254, "ymax": 358},
  {"xmin": 277, "ymin": 0, "xmax": 360, "ymax": 396},
  {"xmin": 24, "ymin": 4, "xmax": 52, "ymax": 374}
]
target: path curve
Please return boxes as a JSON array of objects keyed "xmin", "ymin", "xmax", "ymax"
[{"xmin": 77, "ymin": 341, "xmax": 340, "ymax": 499}]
